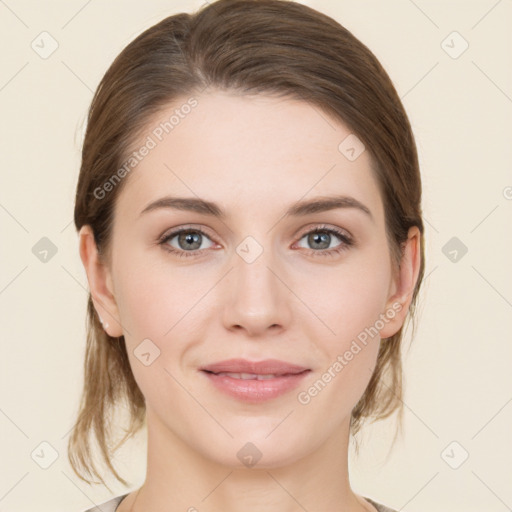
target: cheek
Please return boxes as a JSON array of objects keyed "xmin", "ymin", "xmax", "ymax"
[
  {"xmin": 295, "ymin": 267, "xmax": 387, "ymax": 423},
  {"xmin": 113, "ymin": 254, "xmax": 212, "ymax": 339},
  {"xmin": 298, "ymin": 253, "xmax": 392, "ymax": 345},
  {"xmin": 113, "ymin": 279, "xmax": 190, "ymax": 413},
  {"xmin": 294, "ymin": 250, "xmax": 391, "ymax": 401},
  {"xmin": 112, "ymin": 261, "xmax": 214, "ymax": 393}
]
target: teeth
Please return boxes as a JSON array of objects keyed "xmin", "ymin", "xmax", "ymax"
[{"xmin": 216, "ymin": 372, "xmax": 279, "ymax": 380}]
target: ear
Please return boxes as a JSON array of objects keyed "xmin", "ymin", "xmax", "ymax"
[
  {"xmin": 379, "ymin": 226, "xmax": 422, "ymax": 339},
  {"xmin": 78, "ymin": 225, "xmax": 123, "ymax": 337}
]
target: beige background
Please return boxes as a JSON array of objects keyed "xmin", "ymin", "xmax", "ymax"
[{"xmin": 1, "ymin": 1, "xmax": 511, "ymax": 511}]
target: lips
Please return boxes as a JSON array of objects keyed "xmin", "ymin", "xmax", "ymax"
[
  {"xmin": 200, "ymin": 359, "xmax": 311, "ymax": 403},
  {"xmin": 200, "ymin": 358, "xmax": 309, "ymax": 376}
]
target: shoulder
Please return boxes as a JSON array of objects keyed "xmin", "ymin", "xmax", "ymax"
[
  {"xmin": 364, "ymin": 496, "xmax": 401, "ymax": 512},
  {"xmin": 80, "ymin": 494, "xmax": 129, "ymax": 512},
  {"xmin": 80, "ymin": 494, "xmax": 397, "ymax": 512}
]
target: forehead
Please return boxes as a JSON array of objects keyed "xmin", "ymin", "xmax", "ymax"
[{"xmin": 114, "ymin": 90, "xmax": 382, "ymax": 223}]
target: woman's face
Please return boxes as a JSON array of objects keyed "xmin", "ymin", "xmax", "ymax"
[{"xmin": 85, "ymin": 90, "xmax": 415, "ymax": 468}]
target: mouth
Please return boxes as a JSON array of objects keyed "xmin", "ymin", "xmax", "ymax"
[
  {"xmin": 202, "ymin": 370, "xmax": 306, "ymax": 380},
  {"xmin": 199, "ymin": 359, "xmax": 311, "ymax": 402},
  {"xmin": 200, "ymin": 358, "xmax": 310, "ymax": 375}
]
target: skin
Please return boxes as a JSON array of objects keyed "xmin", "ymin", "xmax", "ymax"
[{"xmin": 79, "ymin": 90, "xmax": 421, "ymax": 512}]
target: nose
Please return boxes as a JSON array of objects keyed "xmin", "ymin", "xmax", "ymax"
[{"xmin": 221, "ymin": 241, "xmax": 292, "ymax": 337}]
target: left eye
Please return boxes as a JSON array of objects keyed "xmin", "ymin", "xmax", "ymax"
[{"xmin": 296, "ymin": 228, "xmax": 351, "ymax": 251}]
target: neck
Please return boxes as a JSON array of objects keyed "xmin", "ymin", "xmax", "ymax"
[{"xmin": 127, "ymin": 408, "xmax": 370, "ymax": 512}]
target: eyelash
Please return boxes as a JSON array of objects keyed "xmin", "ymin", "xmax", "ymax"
[{"xmin": 157, "ymin": 224, "xmax": 354, "ymax": 259}]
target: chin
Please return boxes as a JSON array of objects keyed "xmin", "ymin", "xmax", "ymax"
[{"xmin": 198, "ymin": 432, "xmax": 309, "ymax": 471}]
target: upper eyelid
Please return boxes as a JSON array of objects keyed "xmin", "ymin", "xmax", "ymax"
[
  {"xmin": 160, "ymin": 224, "xmax": 215, "ymax": 239},
  {"xmin": 297, "ymin": 223, "xmax": 351, "ymax": 236}
]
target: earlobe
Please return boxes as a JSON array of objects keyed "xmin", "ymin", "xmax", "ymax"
[
  {"xmin": 78, "ymin": 225, "xmax": 123, "ymax": 337},
  {"xmin": 379, "ymin": 226, "xmax": 422, "ymax": 339}
]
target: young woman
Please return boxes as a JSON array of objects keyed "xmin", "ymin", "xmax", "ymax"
[{"xmin": 70, "ymin": 1, "xmax": 424, "ymax": 511}]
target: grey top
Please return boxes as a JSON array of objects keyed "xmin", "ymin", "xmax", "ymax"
[{"xmin": 82, "ymin": 493, "xmax": 399, "ymax": 512}]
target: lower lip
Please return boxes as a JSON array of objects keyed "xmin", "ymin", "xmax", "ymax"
[{"xmin": 201, "ymin": 370, "xmax": 310, "ymax": 403}]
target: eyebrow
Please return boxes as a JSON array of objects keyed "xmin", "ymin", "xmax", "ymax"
[{"xmin": 139, "ymin": 194, "xmax": 373, "ymax": 220}]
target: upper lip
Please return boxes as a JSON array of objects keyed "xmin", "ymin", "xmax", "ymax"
[{"xmin": 200, "ymin": 358, "xmax": 309, "ymax": 376}]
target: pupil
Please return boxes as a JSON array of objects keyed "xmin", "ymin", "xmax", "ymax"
[
  {"xmin": 310, "ymin": 232, "xmax": 329, "ymax": 249},
  {"xmin": 180, "ymin": 232, "xmax": 201, "ymax": 250}
]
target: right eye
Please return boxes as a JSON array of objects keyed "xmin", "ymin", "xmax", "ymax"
[{"xmin": 159, "ymin": 227, "xmax": 216, "ymax": 258}]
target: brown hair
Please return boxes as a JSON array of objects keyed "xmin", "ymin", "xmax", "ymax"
[{"xmin": 69, "ymin": 0, "xmax": 425, "ymax": 489}]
